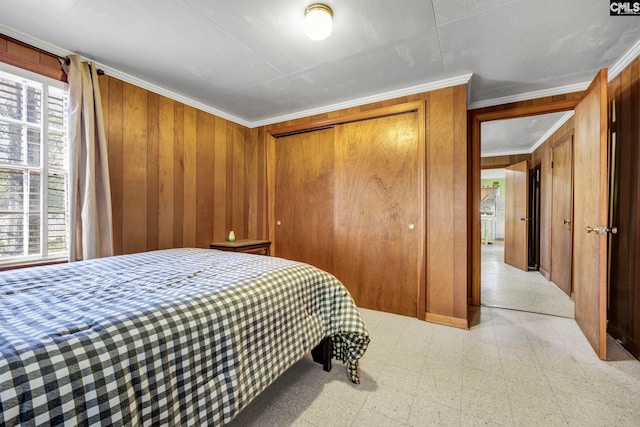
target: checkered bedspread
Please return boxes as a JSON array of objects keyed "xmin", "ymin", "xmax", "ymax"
[{"xmin": 0, "ymin": 249, "xmax": 369, "ymax": 426}]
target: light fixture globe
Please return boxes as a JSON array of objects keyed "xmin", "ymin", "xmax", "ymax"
[{"xmin": 305, "ymin": 3, "xmax": 333, "ymax": 41}]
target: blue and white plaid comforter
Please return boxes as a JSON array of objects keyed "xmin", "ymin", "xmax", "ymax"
[{"xmin": 0, "ymin": 249, "xmax": 369, "ymax": 426}]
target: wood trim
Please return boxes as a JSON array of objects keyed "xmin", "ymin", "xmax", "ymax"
[
  {"xmin": 0, "ymin": 50, "xmax": 66, "ymax": 82},
  {"xmin": 481, "ymin": 153, "xmax": 532, "ymax": 170},
  {"xmin": 417, "ymin": 101, "xmax": 427, "ymax": 320},
  {"xmin": 0, "ymin": 259, "xmax": 67, "ymax": 271},
  {"xmin": 265, "ymin": 131, "xmax": 277, "ymax": 254},
  {"xmin": 597, "ymin": 68, "xmax": 609, "ymax": 360},
  {"xmin": 550, "ymin": 131, "xmax": 575, "ymax": 149},
  {"xmin": 470, "ymin": 115, "xmax": 482, "ymax": 306},
  {"xmin": 539, "ymin": 267, "xmax": 551, "ymax": 281},
  {"xmin": 425, "ymin": 312, "xmax": 469, "ymax": 330},
  {"xmin": 481, "ymin": 163, "xmax": 513, "ymax": 169},
  {"xmin": 0, "ymin": 33, "xmax": 68, "ymax": 83},
  {"xmin": 268, "ymin": 102, "xmax": 424, "ymax": 137},
  {"xmin": 473, "ymin": 99, "xmax": 580, "ymax": 122}
]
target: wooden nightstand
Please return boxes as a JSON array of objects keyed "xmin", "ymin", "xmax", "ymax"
[{"xmin": 209, "ymin": 239, "xmax": 271, "ymax": 256}]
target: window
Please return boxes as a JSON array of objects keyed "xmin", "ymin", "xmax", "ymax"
[{"xmin": 0, "ymin": 64, "xmax": 69, "ymax": 265}]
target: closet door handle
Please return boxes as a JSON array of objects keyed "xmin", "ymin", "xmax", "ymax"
[
  {"xmin": 585, "ymin": 225, "xmax": 618, "ymax": 235},
  {"xmin": 585, "ymin": 226, "xmax": 599, "ymax": 234}
]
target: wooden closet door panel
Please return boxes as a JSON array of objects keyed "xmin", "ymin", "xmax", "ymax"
[
  {"xmin": 504, "ymin": 160, "xmax": 529, "ymax": 271},
  {"xmin": 551, "ymin": 136, "xmax": 573, "ymax": 296},
  {"xmin": 333, "ymin": 112, "xmax": 421, "ymax": 317},
  {"xmin": 275, "ymin": 128, "xmax": 335, "ymax": 272}
]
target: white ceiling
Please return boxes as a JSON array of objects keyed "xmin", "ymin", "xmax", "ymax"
[
  {"xmin": 1, "ymin": 0, "xmax": 639, "ymax": 151},
  {"xmin": 481, "ymin": 111, "xmax": 573, "ymax": 157},
  {"xmin": 481, "ymin": 168, "xmax": 506, "ymax": 180}
]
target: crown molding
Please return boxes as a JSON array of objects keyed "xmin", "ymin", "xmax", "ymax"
[
  {"xmin": 470, "ymin": 37, "xmax": 640, "ymax": 110},
  {"xmin": 481, "ymin": 149, "xmax": 531, "ymax": 158},
  {"xmin": 609, "ymin": 38, "xmax": 640, "ymax": 80},
  {"xmin": 3, "ymin": 21, "xmax": 638, "ymax": 129},
  {"xmin": 469, "ymin": 82, "xmax": 590, "ymax": 110},
  {"xmin": 528, "ymin": 110, "xmax": 575, "ymax": 153},
  {"xmin": 249, "ymin": 73, "xmax": 473, "ymax": 128},
  {"xmin": 0, "ymin": 25, "xmax": 70, "ymax": 58},
  {"xmin": 0, "ymin": 25, "xmax": 253, "ymax": 127},
  {"xmin": 96, "ymin": 63, "xmax": 252, "ymax": 127},
  {"xmin": 0, "ymin": 25, "xmax": 471, "ymax": 128}
]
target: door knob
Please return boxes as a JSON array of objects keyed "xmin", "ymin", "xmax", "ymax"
[
  {"xmin": 562, "ymin": 219, "xmax": 571, "ymax": 225},
  {"xmin": 520, "ymin": 217, "xmax": 530, "ymax": 221},
  {"xmin": 585, "ymin": 225, "xmax": 618, "ymax": 235}
]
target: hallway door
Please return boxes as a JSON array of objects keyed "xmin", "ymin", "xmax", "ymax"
[
  {"xmin": 573, "ymin": 69, "xmax": 609, "ymax": 359},
  {"xmin": 551, "ymin": 135, "xmax": 574, "ymax": 296},
  {"xmin": 504, "ymin": 160, "xmax": 529, "ymax": 271}
]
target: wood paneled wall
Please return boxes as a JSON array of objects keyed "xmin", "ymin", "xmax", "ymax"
[
  {"xmin": 608, "ymin": 55, "xmax": 640, "ymax": 358},
  {"xmin": 260, "ymin": 85, "xmax": 469, "ymax": 328},
  {"xmin": 531, "ymin": 117, "xmax": 575, "ymax": 280},
  {"xmin": 481, "ymin": 153, "xmax": 530, "ymax": 169},
  {"xmin": 99, "ymin": 75, "xmax": 266, "ymax": 255}
]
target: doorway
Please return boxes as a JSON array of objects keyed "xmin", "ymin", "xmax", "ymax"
[{"xmin": 478, "ymin": 113, "xmax": 575, "ymax": 318}]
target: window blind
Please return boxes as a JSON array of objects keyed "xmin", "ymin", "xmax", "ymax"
[{"xmin": 0, "ymin": 68, "xmax": 69, "ymax": 263}]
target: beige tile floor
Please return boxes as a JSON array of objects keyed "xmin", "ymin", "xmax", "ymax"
[
  {"xmin": 481, "ymin": 241, "xmax": 575, "ymax": 318},
  {"xmin": 227, "ymin": 249, "xmax": 640, "ymax": 426},
  {"xmin": 228, "ymin": 308, "xmax": 640, "ymax": 426}
]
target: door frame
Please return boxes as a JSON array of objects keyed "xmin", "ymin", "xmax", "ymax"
[
  {"xmin": 529, "ymin": 163, "xmax": 542, "ymax": 270},
  {"xmin": 265, "ymin": 101, "xmax": 427, "ymax": 318},
  {"xmin": 469, "ymin": 98, "xmax": 581, "ymax": 306}
]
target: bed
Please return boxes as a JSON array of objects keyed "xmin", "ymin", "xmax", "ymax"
[{"xmin": 0, "ymin": 248, "xmax": 370, "ymax": 426}]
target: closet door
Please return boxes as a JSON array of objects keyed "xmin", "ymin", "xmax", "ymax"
[
  {"xmin": 504, "ymin": 160, "xmax": 529, "ymax": 271},
  {"xmin": 275, "ymin": 128, "xmax": 335, "ymax": 272},
  {"xmin": 550, "ymin": 135, "xmax": 573, "ymax": 296},
  {"xmin": 333, "ymin": 112, "xmax": 421, "ymax": 317}
]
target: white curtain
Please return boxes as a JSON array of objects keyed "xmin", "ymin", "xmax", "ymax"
[{"xmin": 63, "ymin": 55, "xmax": 113, "ymax": 261}]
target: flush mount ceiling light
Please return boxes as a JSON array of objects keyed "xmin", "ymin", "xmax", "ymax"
[{"xmin": 305, "ymin": 3, "xmax": 333, "ymax": 41}]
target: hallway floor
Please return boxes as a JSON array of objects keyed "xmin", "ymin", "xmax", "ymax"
[{"xmin": 481, "ymin": 241, "xmax": 575, "ymax": 318}]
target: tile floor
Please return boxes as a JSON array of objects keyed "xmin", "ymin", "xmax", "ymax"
[
  {"xmin": 481, "ymin": 241, "xmax": 574, "ymax": 318},
  {"xmin": 228, "ymin": 308, "xmax": 640, "ymax": 426},
  {"xmin": 227, "ymin": 247, "xmax": 640, "ymax": 426}
]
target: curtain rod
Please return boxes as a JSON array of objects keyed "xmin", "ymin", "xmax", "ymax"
[{"xmin": 63, "ymin": 57, "xmax": 105, "ymax": 75}]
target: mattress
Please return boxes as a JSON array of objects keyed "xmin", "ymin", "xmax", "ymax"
[{"xmin": 0, "ymin": 248, "xmax": 369, "ymax": 426}]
